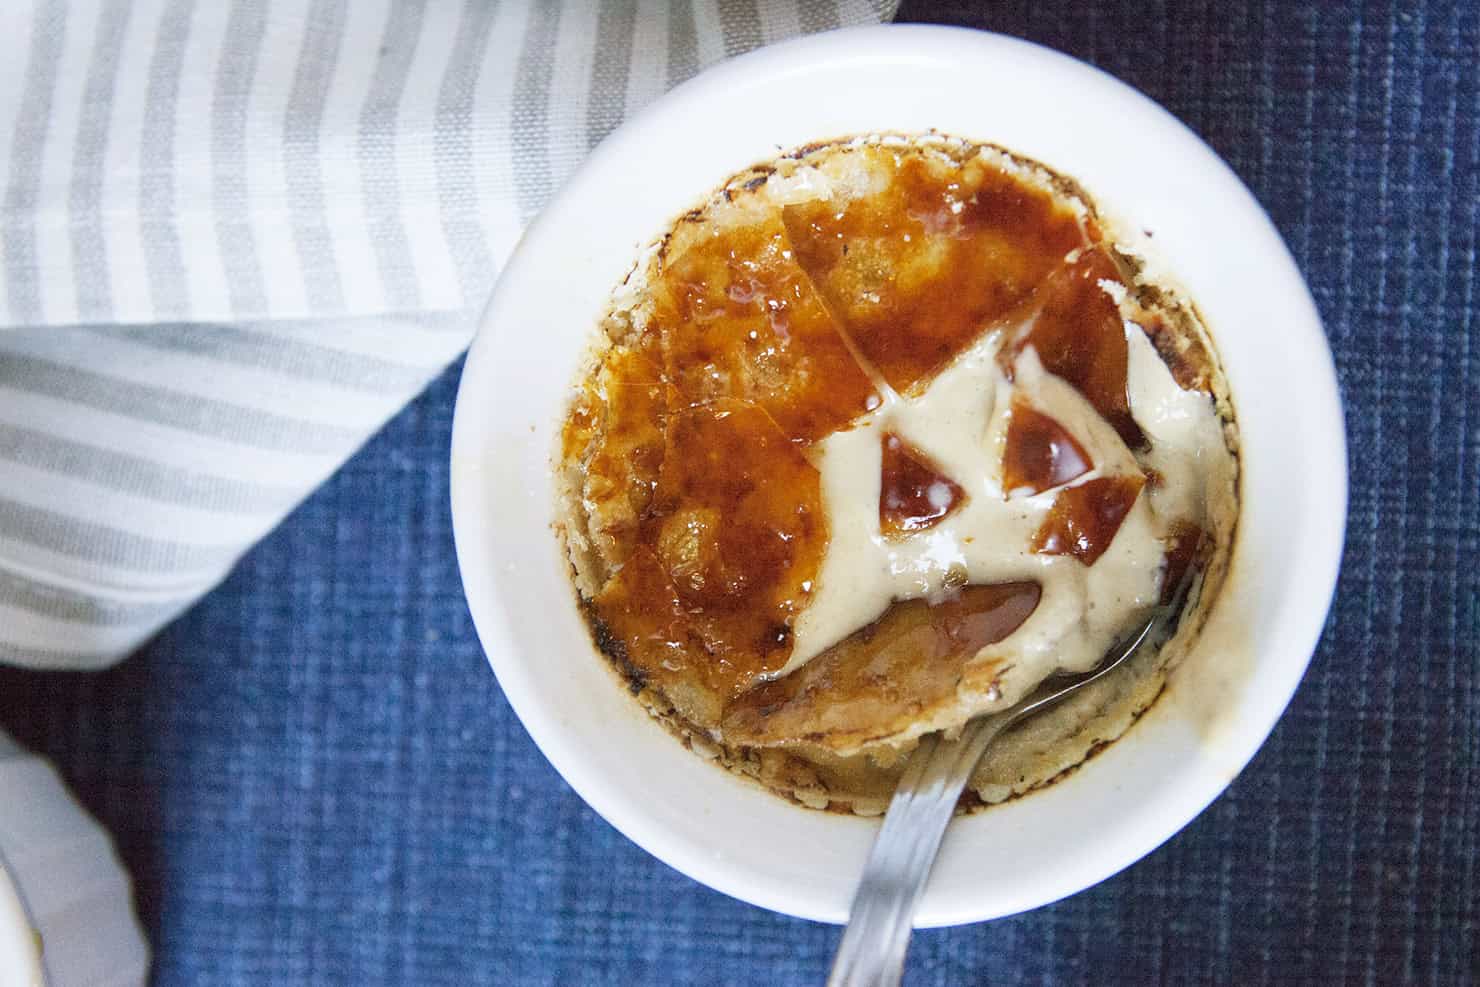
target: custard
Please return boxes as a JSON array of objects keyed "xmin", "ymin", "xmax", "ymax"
[{"xmin": 557, "ymin": 136, "xmax": 1238, "ymax": 814}]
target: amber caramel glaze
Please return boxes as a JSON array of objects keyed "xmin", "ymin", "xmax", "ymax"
[
  {"xmin": 587, "ymin": 399, "xmax": 827, "ymax": 711},
  {"xmin": 572, "ymin": 340, "xmax": 670, "ymax": 566},
  {"xmin": 1032, "ymin": 475, "xmax": 1147, "ymax": 566},
  {"xmin": 1160, "ymin": 521, "xmax": 1207, "ymax": 605},
  {"xmin": 1003, "ymin": 248, "xmax": 1146, "ymax": 448},
  {"xmin": 656, "ymin": 213, "xmax": 880, "ymax": 443},
  {"xmin": 781, "ymin": 152, "xmax": 1084, "ymax": 394},
  {"xmin": 592, "ymin": 545, "xmax": 699, "ymax": 691},
  {"xmin": 569, "ymin": 142, "xmax": 1187, "ymax": 729},
  {"xmin": 722, "ymin": 582, "xmax": 1042, "ymax": 749},
  {"xmin": 647, "ymin": 400, "xmax": 825, "ymax": 695},
  {"xmin": 1001, "ymin": 397, "xmax": 1094, "ymax": 496},
  {"xmin": 879, "ymin": 432, "xmax": 966, "ymax": 538}
]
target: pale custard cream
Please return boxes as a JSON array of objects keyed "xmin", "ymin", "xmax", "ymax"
[{"xmin": 556, "ymin": 135, "xmax": 1238, "ymax": 814}]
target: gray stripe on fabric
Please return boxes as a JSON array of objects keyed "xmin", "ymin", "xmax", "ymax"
[
  {"xmin": 0, "ymin": 567, "xmax": 185, "ymax": 627},
  {"xmin": 359, "ymin": 0, "xmax": 427, "ymax": 312},
  {"xmin": 102, "ymin": 322, "xmax": 437, "ymax": 393},
  {"xmin": 875, "ymin": 1, "xmax": 902, "ymax": 22},
  {"xmin": 0, "ymin": 640, "xmax": 119, "ymax": 671},
  {"xmin": 798, "ymin": 0, "xmax": 842, "ymax": 34},
  {"xmin": 0, "ymin": 422, "xmax": 296, "ymax": 516},
  {"xmin": 510, "ymin": 1, "xmax": 560, "ymax": 221},
  {"xmin": 69, "ymin": 0, "xmax": 133, "ymax": 323},
  {"xmin": 666, "ymin": 0, "xmax": 699, "ymax": 88},
  {"xmin": 0, "ymin": 495, "xmax": 236, "ymax": 574},
  {"xmin": 436, "ymin": 0, "xmax": 499, "ymax": 307},
  {"xmin": 3, "ymin": 0, "xmax": 67, "ymax": 324},
  {"xmin": 717, "ymin": 0, "xmax": 762, "ymax": 56},
  {"xmin": 139, "ymin": 0, "xmax": 195, "ymax": 319},
  {"xmin": 586, "ymin": 0, "xmax": 638, "ymax": 150},
  {"xmin": 284, "ymin": 0, "xmax": 349, "ymax": 314},
  {"xmin": 212, "ymin": 0, "xmax": 270, "ymax": 315},
  {"xmin": 0, "ymin": 354, "xmax": 361, "ymax": 455}
]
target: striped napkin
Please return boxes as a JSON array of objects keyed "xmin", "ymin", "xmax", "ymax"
[{"xmin": 0, "ymin": 0, "xmax": 896, "ymax": 671}]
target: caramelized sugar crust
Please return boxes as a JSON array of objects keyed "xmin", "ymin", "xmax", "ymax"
[
  {"xmin": 590, "ymin": 401, "xmax": 826, "ymax": 721},
  {"xmin": 1030, "ymin": 474, "xmax": 1147, "ymax": 566},
  {"xmin": 781, "ymin": 154, "xmax": 1083, "ymax": 393},
  {"xmin": 657, "ymin": 212, "xmax": 879, "ymax": 443},
  {"xmin": 999, "ymin": 248, "xmax": 1145, "ymax": 448},
  {"xmin": 566, "ymin": 341, "xmax": 669, "ymax": 569},
  {"xmin": 1159, "ymin": 520, "xmax": 1208, "ymax": 605},
  {"xmin": 722, "ymin": 582, "xmax": 1041, "ymax": 749},
  {"xmin": 652, "ymin": 403, "xmax": 825, "ymax": 684},
  {"xmin": 878, "ymin": 433, "xmax": 966, "ymax": 538},
  {"xmin": 559, "ymin": 137, "xmax": 1236, "ymax": 810},
  {"xmin": 567, "ymin": 142, "xmax": 1160, "ymax": 712},
  {"xmin": 1002, "ymin": 397, "xmax": 1094, "ymax": 496}
]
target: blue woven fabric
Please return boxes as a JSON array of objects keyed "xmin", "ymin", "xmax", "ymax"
[{"xmin": 2, "ymin": 1, "xmax": 1476, "ymax": 983}]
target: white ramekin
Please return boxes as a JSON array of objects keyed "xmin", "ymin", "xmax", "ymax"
[
  {"xmin": 450, "ymin": 25, "xmax": 1346, "ymax": 925},
  {"xmin": 0, "ymin": 731, "xmax": 149, "ymax": 986}
]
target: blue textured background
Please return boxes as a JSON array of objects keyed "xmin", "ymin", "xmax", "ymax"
[{"xmin": 3, "ymin": 1, "xmax": 1477, "ymax": 983}]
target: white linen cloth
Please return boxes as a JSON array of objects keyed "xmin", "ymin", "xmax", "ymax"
[{"xmin": 0, "ymin": 0, "xmax": 896, "ymax": 670}]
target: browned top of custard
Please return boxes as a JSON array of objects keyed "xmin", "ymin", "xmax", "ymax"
[
  {"xmin": 722, "ymin": 581, "xmax": 1042, "ymax": 748},
  {"xmin": 780, "ymin": 156, "xmax": 1085, "ymax": 393},
  {"xmin": 879, "ymin": 433, "xmax": 966, "ymax": 538},
  {"xmin": 564, "ymin": 143, "xmax": 1196, "ymax": 726}
]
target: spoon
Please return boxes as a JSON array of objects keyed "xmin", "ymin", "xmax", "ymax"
[{"xmin": 826, "ymin": 584, "xmax": 1190, "ymax": 987}]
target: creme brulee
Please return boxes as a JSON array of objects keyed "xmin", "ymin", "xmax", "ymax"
[{"xmin": 556, "ymin": 135, "xmax": 1238, "ymax": 814}]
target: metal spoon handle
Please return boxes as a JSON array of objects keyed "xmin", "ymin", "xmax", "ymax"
[
  {"xmin": 825, "ymin": 603, "xmax": 1173, "ymax": 986},
  {"xmin": 826, "ymin": 714, "xmax": 1012, "ymax": 987}
]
